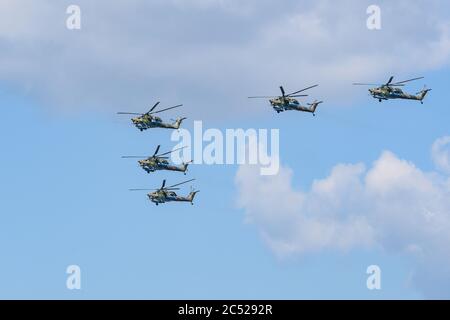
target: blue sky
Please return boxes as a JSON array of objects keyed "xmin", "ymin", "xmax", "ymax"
[{"xmin": 1, "ymin": 0, "xmax": 450, "ymax": 299}]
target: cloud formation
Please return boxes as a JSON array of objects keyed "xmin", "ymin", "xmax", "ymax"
[
  {"xmin": 432, "ymin": 136, "xmax": 450, "ymax": 174},
  {"xmin": 235, "ymin": 137, "xmax": 450, "ymax": 298},
  {"xmin": 1, "ymin": 0, "xmax": 450, "ymax": 115}
]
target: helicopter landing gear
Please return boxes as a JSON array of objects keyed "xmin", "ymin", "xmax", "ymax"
[
  {"xmin": 421, "ymin": 101, "xmax": 424, "ymax": 104},
  {"xmin": 379, "ymin": 99, "xmax": 382, "ymax": 102}
]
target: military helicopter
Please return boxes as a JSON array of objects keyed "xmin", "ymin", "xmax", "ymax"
[
  {"xmin": 248, "ymin": 85, "xmax": 323, "ymax": 115},
  {"xmin": 122, "ymin": 145, "xmax": 192, "ymax": 174},
  {"xmin": 117, "ymin": 101, "xmax": 186, "ymax": 131},
  {"xmin": 130, "ymin": 179, "xmax": 199, "ymax": 206},
  {"xmin": 353, "ymin": 76, "xmax": 431, "ymax": 104}
]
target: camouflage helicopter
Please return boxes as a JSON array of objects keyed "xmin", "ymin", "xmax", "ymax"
[
  {"xmin": 248, "ymin": 85, "xmax": 323, "ymax": 115},
  {"xmin": 353, "ymin": 76, "xmax": 431, "ymax": 104},
  {"xmin": 117, "ymin": 101, "xmax": 186, "ymax": 131},
  {"xmin": 130, "ymin": 179, "xmax": 199, "ymax": 206},
  {"xmin": 122, "ymin": 145, "xmax": 192, "ymax": 174}
]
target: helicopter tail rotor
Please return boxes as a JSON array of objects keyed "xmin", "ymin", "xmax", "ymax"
[
  {"xmin": 307, "ymin": 100, "xmax": 323, "ymax": 116},
  {"xmin": 416, "ymin": 85, "xmax": 431, "ymax": 95},
  {"xmin": 174, "ymin": 117, "xmax": 187, "ymax": 129},
  {"xmin": 182, "ymin": 160, "xmax": 194, "ymax": 174},
  {"xmin": 307, "ymin": 100, "xmax": 323, "ymax": 106},
  {"xmin": 188, "ymin": 189, "xmax": 200, "ymax": 205},
  {"xmin": 416, "ymin": 85, "xmax": 432, "ymax": 102}
]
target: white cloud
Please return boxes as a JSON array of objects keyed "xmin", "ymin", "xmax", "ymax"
[
  {"xmin": 432, "ymin": 136, "xmax": 450, "ymax": 174},
  {"xmin": 236, "ymin": 160, "xmax": 375, "ymax": 255},
  {"xmin": 235, "ymin": 137, "xmax": 450, "ymax": 298},
  {"xmin": 0, "ymin": 0, "xmax": 449, "ymax": 115}
]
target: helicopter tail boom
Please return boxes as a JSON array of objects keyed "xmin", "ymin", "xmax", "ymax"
[
  {"xmin": 417, "ymin": 87, "xmax": 432, "ymax": 102},
  {"xmin": 307, "ymin": 100, "xmax": 323, "ymax": 114},
  {"xmin": 187, "ymin": 190, "xmax": 200, "ymax": 204},
  {"xmin": 173, "ymin": 117, "xmax": 187, "ymax": 129},
  {"xmin": 182, "ymin": 160, "xmax": 193, "ymax": 174}
]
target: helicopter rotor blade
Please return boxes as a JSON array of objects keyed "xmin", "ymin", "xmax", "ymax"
[
  {"xmin": 392, "ymin": 77, "xmax": 424, "ymax": 85},
  {"xmin": 153, "ymin": 145, "xmax": 161, "ymax": 157},
  {"xmin": 117, "ymin": 112, "xmax": 144, "ymax": 115},
  {"xmin": 148, "ymin": 101, "xmax": 160, "ymax": 113},
  {"xmin": 157, "ymin": 146, "xmax": 187, "ymax": 157},
  {"xmin": 386, "ymin": 76, "xmax": 394, "ymax": 86},
  {"xmin": 148, "ymin": 104, "xmax": 183, "ymax": 115},
  {"xmin": 121, "ymin": 156, "xmax": 147, "ymax": 159},
  {"xmin": 288, "ymin": 94, "xmax": 309, "ymax": 98},
  {"xmin": 248, "ymin": 96, "xmax": 278, "ymax": 99},
  {"xmin": 161, "ymin": 180, "xmax": 166, "ymax": 189},
  {"xmin": 166, "ymin": 178, "xmax": 195, "ymax": 189},
  {"xmin": 286, "ymin": 84, "xmax": 319, "ymax": 96},
  {"xmin": 279, "ymin": 86, "xmax": 286, "ymax": 97}
]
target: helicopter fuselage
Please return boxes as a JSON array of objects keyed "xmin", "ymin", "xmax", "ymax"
[
  {"xmin": 131, "ymin": 115, "xmax": 182, "ymax": 131},
  {"xmin": 249, "ymin": 85, "xmax": 320, "ymax": 114},
  {"xmin": 369, "ymin": 86, "xmax": 412, "ymax": 100},
  {"xmin": 269, "ymin": 97, "xmax": 320, "ymax": 114},
  {"xmin": 269, "ymin": 97, "xmax": 300, "ymax": 112},
  {"xmin": 138, "ymin": 158, "xmax": 188, "ymax": 174},
  {"xmin": 147, "ymin": 191, "xmax": 196, "ymax": 205},
  {"xmin": 353, "ymin": 77, "xmax": 431, "ymax": 103},
  {"xmin": 368, "ymin": 86, "xmax": 430, "ymax": 104}
]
